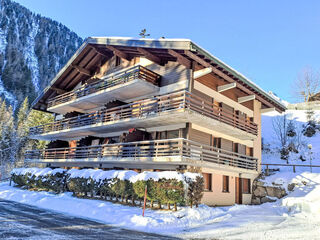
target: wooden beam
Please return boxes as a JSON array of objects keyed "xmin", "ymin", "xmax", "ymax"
[
  {"xmin": 217, "ymin": 82, "xmax": 237, "ymax": 93},
  {"xmin": 51, "ymin": 86, "xmax": 67, "ymax": 94},
  {"xmin": 238, "ymin": 95, "xmax": 255, "ymax": 104},
  {"xmin": 71, "ymin": 64, "xmax": 92, "ymax": 76},
  {"xmin": 261, "ymin": 107, "xmax": 276, "ymax": 113},
  {"xmin": 90, "ymin": 46, "xmax": 110, "ymax": 58},
  {"xmin": 193, "ymin": 67, "xmax": 212, "ymax": 79},
  {"xmin": 137, "ymin": 47, "xmax": 163, "ymax": 65},
  {"xmin": 184, "ymin": 50, "xmax": 281, "ymax": 110},
  {"xmin": 106, "ymin": 45, "xmax": 131, "ymax": 61},
  {"xmin": 168, "ymin": 49, "xmax": 191, "ymax": 68}
]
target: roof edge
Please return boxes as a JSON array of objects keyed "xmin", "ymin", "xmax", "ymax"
[{"xmin": 190, "ymin": 42, "xmax": 287, "ymax": 111}]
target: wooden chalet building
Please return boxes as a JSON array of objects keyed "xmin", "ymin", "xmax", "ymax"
[{"xmin": 26, "ymin": 37, "xmax": 286, "ymax": 206}]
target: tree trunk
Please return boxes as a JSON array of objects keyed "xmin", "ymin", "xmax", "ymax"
[
  {"xmin": 167, "ymin": 202, "xmax": 170, "ymax": 210},
  {"xmin": 151, "ymin": 200, "xmax": 154, "ymax": 208},
  {"xmin": 174, "ymin": 202, "xmax": 177, "ymax": 211},
  {"xmin": 158, "ymin": 201, "xmax": 161, "ymax": 209}
]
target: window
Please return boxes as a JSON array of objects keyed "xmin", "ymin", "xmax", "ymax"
[
  {"xmin": 203, "ymin": 173, "xmax": 212, "ymax": 191},
  {"xmin": 213, "ymin": 137, "xmax": 221, "ymax": 148},
  {"xmin": 242, "ymin": 178, "xmax": 251, "ymax": 194},
  {"xmin": 233, "ymin": 143, "xmax": 239, "ymax": 153},
  {"xmin": 222, "ymin": 175, "xmax": 229, "ymax": 192},
  {"xmin": 246, "ymin": 147, "xmax": 253, "ymax": 157},
  {"xmin": 167, "ymin": 130, "xmax": 179, "ymax": 139}
]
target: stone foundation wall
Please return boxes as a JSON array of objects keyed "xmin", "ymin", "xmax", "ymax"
[{"xmin": 251, "ymin": 174, "xmax": 294, "ymax": 204}]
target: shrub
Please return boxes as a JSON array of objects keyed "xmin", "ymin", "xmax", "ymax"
[
  {"xmin": 11, "ymin": 173, "xmax": 28, "ymax": 187},
  {"xmin": 111, "ymin": 179, "xmax": 135, "ymax": 203},
  {"xmin": 133, "ymin": 180, "xmax": 147, "ymax": 205},
  {"xmin": 11, "ymin": 168, "xmax": 203, "ymax": 210},
  {"xmin": 67, "ymin": 177, "xmax": 95, "ymax": 197},
  {"xmin": 159, "ymin": 179, "xmax": 185, "ymax": 210},
  {"xmin": 185, "ymin": 175, "xmax": 204, "ymax": 208}
]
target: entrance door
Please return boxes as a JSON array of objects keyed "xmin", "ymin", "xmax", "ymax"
[{"xmin": 235, "ymin": 177, "xmax": 242, "ymax": 204}]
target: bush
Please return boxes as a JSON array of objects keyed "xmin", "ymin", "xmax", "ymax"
[
  {"xmin": 159, "ymin": 179, "xmax": 185, "ymax": 210},
  {"xmin": 111, "ymin": 178, "xmax": 135, "ymax": 203},
  {"xmin": 302, "ymin": 122, "xmax": 317, "ymax": 137},
  {"xmin": 11, "ymin": 173, "xmax": 28, "ymax": 187},
  {"xmin": 185, "ymin": 175, "xmax": 204, "ymax": 208},
  {"xmin": 12, "ymin": 168, "xmax": 203, "ymax": 210},
  {"xmin": 67, "ymin": 177, "xmax": 95, "ymax": 197},
  {"xmin": 11, "ymin": 168, "xmax": 66, "ymax": 193},
  {"xmin": 280, "ymin": 147, "xmax": 289, "ymax": 160}
]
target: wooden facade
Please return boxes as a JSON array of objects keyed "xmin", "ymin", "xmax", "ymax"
[{"xmin": 26, "ymin": 37, "xmax": 286, "ymax": 206}]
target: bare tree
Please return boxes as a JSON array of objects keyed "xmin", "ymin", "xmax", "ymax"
[
  {"xmin": 272, "ymin": 114, "xmax": 288, "ymax": 149},
  {"xmin": 293, "ymin": 67, "xmax": 320, "ymax": 102}
]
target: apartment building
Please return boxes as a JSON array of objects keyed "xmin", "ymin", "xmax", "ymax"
[{"xmin": 26, "ymin": 37, "xmax": 286, "ymax": 205}]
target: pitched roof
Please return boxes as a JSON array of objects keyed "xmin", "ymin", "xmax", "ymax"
[{"xmin": 32, "ymin": 37, "xmax": 286, "ymax": 112}]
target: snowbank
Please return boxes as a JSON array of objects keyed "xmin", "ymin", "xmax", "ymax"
[
  {"xmin": 0, "ymin": 181, "xmax": 222, "ymax": 235},
  {"xmin": 3, "ymin": 170, "xmax": 320, "ymax": 238}
]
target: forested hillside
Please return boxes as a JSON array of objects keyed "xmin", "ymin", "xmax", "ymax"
[
  {"xmin": 0, "ymin": 0, "xmax": 83, "ymax": 177},
  {"xmin": 0, "ymin": 0, "xmax": 83, "ymax": 109}
]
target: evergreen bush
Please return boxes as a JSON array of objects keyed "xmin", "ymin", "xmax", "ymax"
[{"xmin": 11, "ymin": 168, "xmax": 203, "ymax": 210}]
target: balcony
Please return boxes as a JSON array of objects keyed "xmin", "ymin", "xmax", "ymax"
[
  {"xmin": 30, "ymin": 91, "xmax": 258, "ymax": 141},
  {"xmin": 25, "ymin": 138, "xmax": 258, "ymax": 171},
  {"xmin": 47, "ymin": 65, "xmax": 161, "ymax": 114}
]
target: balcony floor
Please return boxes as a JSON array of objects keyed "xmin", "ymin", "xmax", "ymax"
[
  {"xmin": 47, "ymin": 79, "xmax": 159, "ymax": 114},
  {"xmin": 31, "ymin": 109, "xmax": 257, "ymax": 141},
  {"xmin": 27, "ymin": 156, "xmax": 258, "ymax": 175}
]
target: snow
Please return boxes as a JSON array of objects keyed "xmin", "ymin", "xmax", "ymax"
[
  {"xmin": 12, "ymin": 168, "xmax": 200, "ymax": 185},
  {"xmin": 0, "ymin": 182, "xmax": 223, "ymax": 235},
  {"xmin": 23, "ymin": 18, "xmax": 41, "ymax": 92},
  {"xmin": 2, "ymin": 169, "xmax": 320, "ymax": 239},
  {"xmin": 262, "ymin": 109, "xmax": 320, "ymax": 164},
  {"xmin": 130, "ymin": 171, "xmax": 185, "ymax": 183},
  {"xmin": 11, "ymin": 167, "xmax": 66, "ymax": 178}
]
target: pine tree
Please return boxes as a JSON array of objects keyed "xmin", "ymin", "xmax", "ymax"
[
  {"xmin": 287, "ymin": 120, "xmax": 296, "ymax": 137},
  {"xmin": 0, "ymin": 104, "xmax": 17, "ymax": 176},
  {"xmin": 302, "ymin": 109, "xmax": 317, "ymax": 137},
  {"xmin": 26, "ymin": 109, "xmax": 54, "ymax": 150},
  {"xmin": 15, "ymin": 97, "xmax": 30, "ymax": 165}
]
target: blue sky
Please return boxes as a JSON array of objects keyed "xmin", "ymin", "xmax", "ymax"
[{"xmin": 14, "ymin": 0, "xmax": 320, "ymax": 102}]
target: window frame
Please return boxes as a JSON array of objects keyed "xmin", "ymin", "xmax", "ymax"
[
  {"xmin": 202, "ymin": 173, "xmax": 212, "ymax": 192},
  {"xmin": 242, "ymin": 178, "xmax": 251, "ymax": 194},
  {"xmin": 222, "ymin": 175, "xmax": 229, "ymax": 193}
]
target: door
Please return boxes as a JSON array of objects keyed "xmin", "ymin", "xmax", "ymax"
[{"xmin": 235, "ymin": 177, "xmax": 242, "ymax": 204}]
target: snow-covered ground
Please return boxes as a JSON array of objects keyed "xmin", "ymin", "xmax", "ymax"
[
  {"xmin": 0, "ymin": 109, "xmax": 319, "ymax": 239},
  {"xmin": 2, "ymin": 170, "xmax": 320, "ymax": 239}
]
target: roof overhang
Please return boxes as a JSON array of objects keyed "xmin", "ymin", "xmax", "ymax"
[{"xmin": 32, "ymin": 37, "xmax": 286, "ymax": 113}]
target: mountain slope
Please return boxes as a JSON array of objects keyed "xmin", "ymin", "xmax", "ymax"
[{"xmin": 0, "ymin": 0, "xmax": 83, "ymax": 108}]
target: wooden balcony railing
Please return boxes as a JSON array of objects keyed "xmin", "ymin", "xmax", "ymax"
[
  {"xmin": 25, "ymin": 138, "xmax": 258, "ymax": 171},
  {"xmin": 30, "ymin": 91, "xmax": 258, "ymax": 136},
  {"xmin": 47, "ymin": 65, "xmax": 161, "ymax": 108}
]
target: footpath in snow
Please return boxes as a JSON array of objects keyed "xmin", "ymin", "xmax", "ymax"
[{"xmin": 2, "ymin": 169, "xmax": 320, "ymax": 239}]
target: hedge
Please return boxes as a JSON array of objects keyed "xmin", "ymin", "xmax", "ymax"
[{"xmin": 11, "ymin": 168, "xmax": 204, "ymax": 211}]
